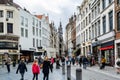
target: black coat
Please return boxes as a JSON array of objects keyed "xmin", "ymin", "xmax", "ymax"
[
  {"xmin": 16, "ymin": 62, "xmax": 27, "ymax": 73},
  {"xmin": 42, "ymin": 61, "xmax": 51, "ymax": 74}
]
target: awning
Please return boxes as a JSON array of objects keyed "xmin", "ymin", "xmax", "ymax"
[{"xmin": 99, "ymin": 45, "xmax": 114, "ymax": 50}]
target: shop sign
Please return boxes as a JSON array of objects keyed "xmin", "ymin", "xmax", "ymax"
[{"xmin": 99, "ymin": 45, "xmax": 113, "ymax": 50}]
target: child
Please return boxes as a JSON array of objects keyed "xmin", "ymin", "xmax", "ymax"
[{"xmin": 32, "ymin": 59, "xmax": 40, "ymax": 80}]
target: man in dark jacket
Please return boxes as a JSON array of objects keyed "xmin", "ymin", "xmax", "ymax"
[
  {"xmin": 42, "ymin": 57, "xmax": 51, "ymax": 80},
  {"xmin": 16, "ymin": 59, "xmax": 27, "ymax": 80}
]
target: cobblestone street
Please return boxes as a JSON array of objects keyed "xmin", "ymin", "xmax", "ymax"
[{"xmin": 0, "ymin": 63, "xmax": 68, "ymax": 80}]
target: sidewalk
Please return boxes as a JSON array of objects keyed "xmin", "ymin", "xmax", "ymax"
[{"xmin": 87, "ymin": 65, "xmax": 120, "ymax": 79}]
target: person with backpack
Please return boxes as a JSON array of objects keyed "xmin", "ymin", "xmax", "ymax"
[
  {"xmin": 16, "ymin": 58, "xmax": 27, "ymax": 80},
  {"xmin": 32, "ymin": 59, "xmax": 40, "ymax": 80}
]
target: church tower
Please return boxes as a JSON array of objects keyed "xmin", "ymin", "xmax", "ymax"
[{"xmin": 58, "ymin": 21, "xmax": 63, "ymax": 57}]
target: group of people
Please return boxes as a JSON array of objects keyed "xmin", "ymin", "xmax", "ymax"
[
  {"xmin": 5, "ymin": 54, "xmax": 120, "ymax": 80},
  {"xmin": 16, "ymin": 56, "xmax": 54, "ymax": 80}
]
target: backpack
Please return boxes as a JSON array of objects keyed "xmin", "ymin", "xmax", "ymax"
[{"xmin": 116, "ymin": 61, "xmax": 120, "ymax": 66}]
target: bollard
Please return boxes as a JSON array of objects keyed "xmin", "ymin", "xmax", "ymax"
[
  {"xmin": 62, "ymin": 63, "xmax": 65, "ymax": 75},
  {"xmin": 76, "ymin": 68, "xmax": 82, "ymax": 80},
  {"xmin": 67, "ymin": 65, "xmax": 71, "ymax": 80}
]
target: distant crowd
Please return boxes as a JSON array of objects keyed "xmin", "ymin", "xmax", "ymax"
[{"xmin": 4, "ymin": 54, "xmax": 120, "ymax": 80}]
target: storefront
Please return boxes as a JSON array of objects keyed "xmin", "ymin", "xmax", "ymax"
[
  {"xmin": 0, "ymin": 52, "xmax": 20, "ymax": 64},
  {"xmin": 100, "ymin": 41, "xmax": 115, "ymax": 66},
  {"xmin": 92, "ymin": 41, "xmax": 100, "ymax": 63},
  {"xmin": 20, "ymin": 50, "xmax": 34, "ymax": 62}
]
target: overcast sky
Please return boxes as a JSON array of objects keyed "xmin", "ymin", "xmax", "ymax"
[{"xmin": 13, "ymin": 0, "xmax": 82, "ymax": 32}]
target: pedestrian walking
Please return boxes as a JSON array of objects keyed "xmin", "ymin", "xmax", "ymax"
[
  {"xmin": 42, "ymin": 56, "xmax": 51, "ymax": 80},
  {"xmin": 5, "ymin": 57, "xmax": 11, "ymax": 73},
  {"xmin": 61, "ymin": 56, "xmax": 65, "ymax": 65},
  {"xmin": 100, "ymin": 56, "xmax": 106, "ymax": 69},
  {"xmin": 79, "ymin": 56, "xmax": 82, "ymax": 67},
  {"xmin": 71, "ymin": 57, "xmax": 75, "ymax": 65},
  {"xmin": 115, "ymin": 55, "xmax": 120, "ymax": 74},
  {"xmin": 32, "ymin": 59, "xmax": 40, "ymax": 80},
  {"xmin": 82, "ymin": 56, "xmax": 88, "ymax": 69},
  {"xmin": 56, "ymin": 58, "xmax": 61, "ymax": 69},
  {"xmin": 50, "ymin": 57, "xmax": 54, "ymax": 72},
  {"xmin": 16, "ymin": 59, "xmax": 27, "ymax": 80},
  {"xmin": 13, "ymin": 59, "xmax": 16, "ymax": 67}
]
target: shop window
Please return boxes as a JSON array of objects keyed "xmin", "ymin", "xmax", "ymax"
[{"xmin": 117, "ymin": 43, "xmax": 120, "ymax": 56}]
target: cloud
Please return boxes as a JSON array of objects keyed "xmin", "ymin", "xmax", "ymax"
[{"xmin": 13, "ymin": 0, "xmax": 82, "ymax": 28}]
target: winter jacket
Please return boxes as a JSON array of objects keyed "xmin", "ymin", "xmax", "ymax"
[
  {"xmin": 32, "ymin": 63, "xmax": 40, "ymax": 74},
  {"xmin": 42, "ymin": 61, "xmax": 51, "ymax": 74},
  {"xmin": 16, "ymin": 62, "xmax": 27, "ymax": 73}
]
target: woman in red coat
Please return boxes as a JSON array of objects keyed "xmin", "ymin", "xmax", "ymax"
[{"xmin": 32, "ymin": 59, "xmax": 40, "ymax": 80}]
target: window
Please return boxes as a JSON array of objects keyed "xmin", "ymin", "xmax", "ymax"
[
  {"xmin": 86, "ymin": 8, "xmax": 88, "ymax": 13},
  {"xmin": 33, "ymin": 38, "xmax": 35, "ymax": 47},
  {"xmin": 39, "ymin": 21, "xmax": 41, "ymax": 28},
  {"xmin": 21, "ymin": 16, "xmax": 24, "ymax": 25},
  {"xmin": 102, "ymin": 0, "xmax": 106, "ymax": 10},
  {"xmin": 25, "ymin": 29, "xmax": 28, "ymax": 37},
  {"xmin": 117, "ymin": 12, "xmax": 120, "ymax": 31},
  {"xmin": 36, "ymin": 20, "xmax": 38, "ymax": 27},
  {"xmin": 36, "ymin": 39, "xmax": 38, "ymax": 47},
  {"xmin": 86, "ymin": 29, "xmax": 88, "ymax": 41},
  {"xmin": 7, "ymin": 11, "xmax": 13, "ymax": 18},
  {"xmin": 92, "ymin": 25, "xmax": 94, "ymax": 39},
  {"xmin": 98, "ymin": 3, "xmax": 100, "ymax": 14},
  {"xmin": 89, "ymin": 4, "xmax": 91, "ymax": 10},
  {"xmin": 95, "ymin": 7, "xmax": 97, "ymax": 17},
  {"xmin": 109, "ymin": 11, "xmax": 113, "ymax": 31},
  {"xmin": 21, "ymin": 28, "xmax": 24, "ymax": 37},
  {"xmin": 33, "ymin": 18, "xmax": 35, "ymax": 25},
  {"xmin": 98, "ymin": 20, "xmax": 100, "ymax": 36},
  {"xmin": 33, "ymin": 27, "xmax": 35, "ymax": 35},
  {"xmin": 40, "ymin": 40, "xmax": 41, "ymax": 47},
  {"xmin": 118, "ymin": 0, "xmax": 120, "ymax": 4},
  {"xmin": 95, "ymin": 23, "xmax": 97, "ymax": 37},
  {"xmin": 86, "ymin": 17, "xmax": 87, "ymax": 26},
  {"xmin": 0, "ymin": 10, "xmax": 3, "ymax": 17},
  {"xmin": 0, "ymin": 23, "xmax": 3, "ymax": 33},
  {"xmin": 89, "ymin": 13, "xmax": 91, "ymax": 23},
  {"xmin": 7, "ymin": 23, "xmax": 13, "ymax": 33},
  {"xmin": 36, "ymin": 28, "xmax": 38, "ymax": 36},
  {"xmin": 103, "ymin": 16, "xmax": 106, "ymax": 34},
  {"xmin": 117, "ymin": 43, "xmax": 120, "ymax": 56},
  {"xmin": 92, "ymin": 10, "xmax": 94, "ymax": 19},
  {"xmin": 39, "ymin": 29, "xmax": 41, "ymax": 37},
  {"xmin": 89, "ymin": 27, "xmax": 91, "ymax": 40},
  {"xmin": 25, "ymin": 18, "xmax": 28, "ymax": 27},
  {"xmin": 109, "ymin": 0, "xmax": 112, "ymax": 4}
]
